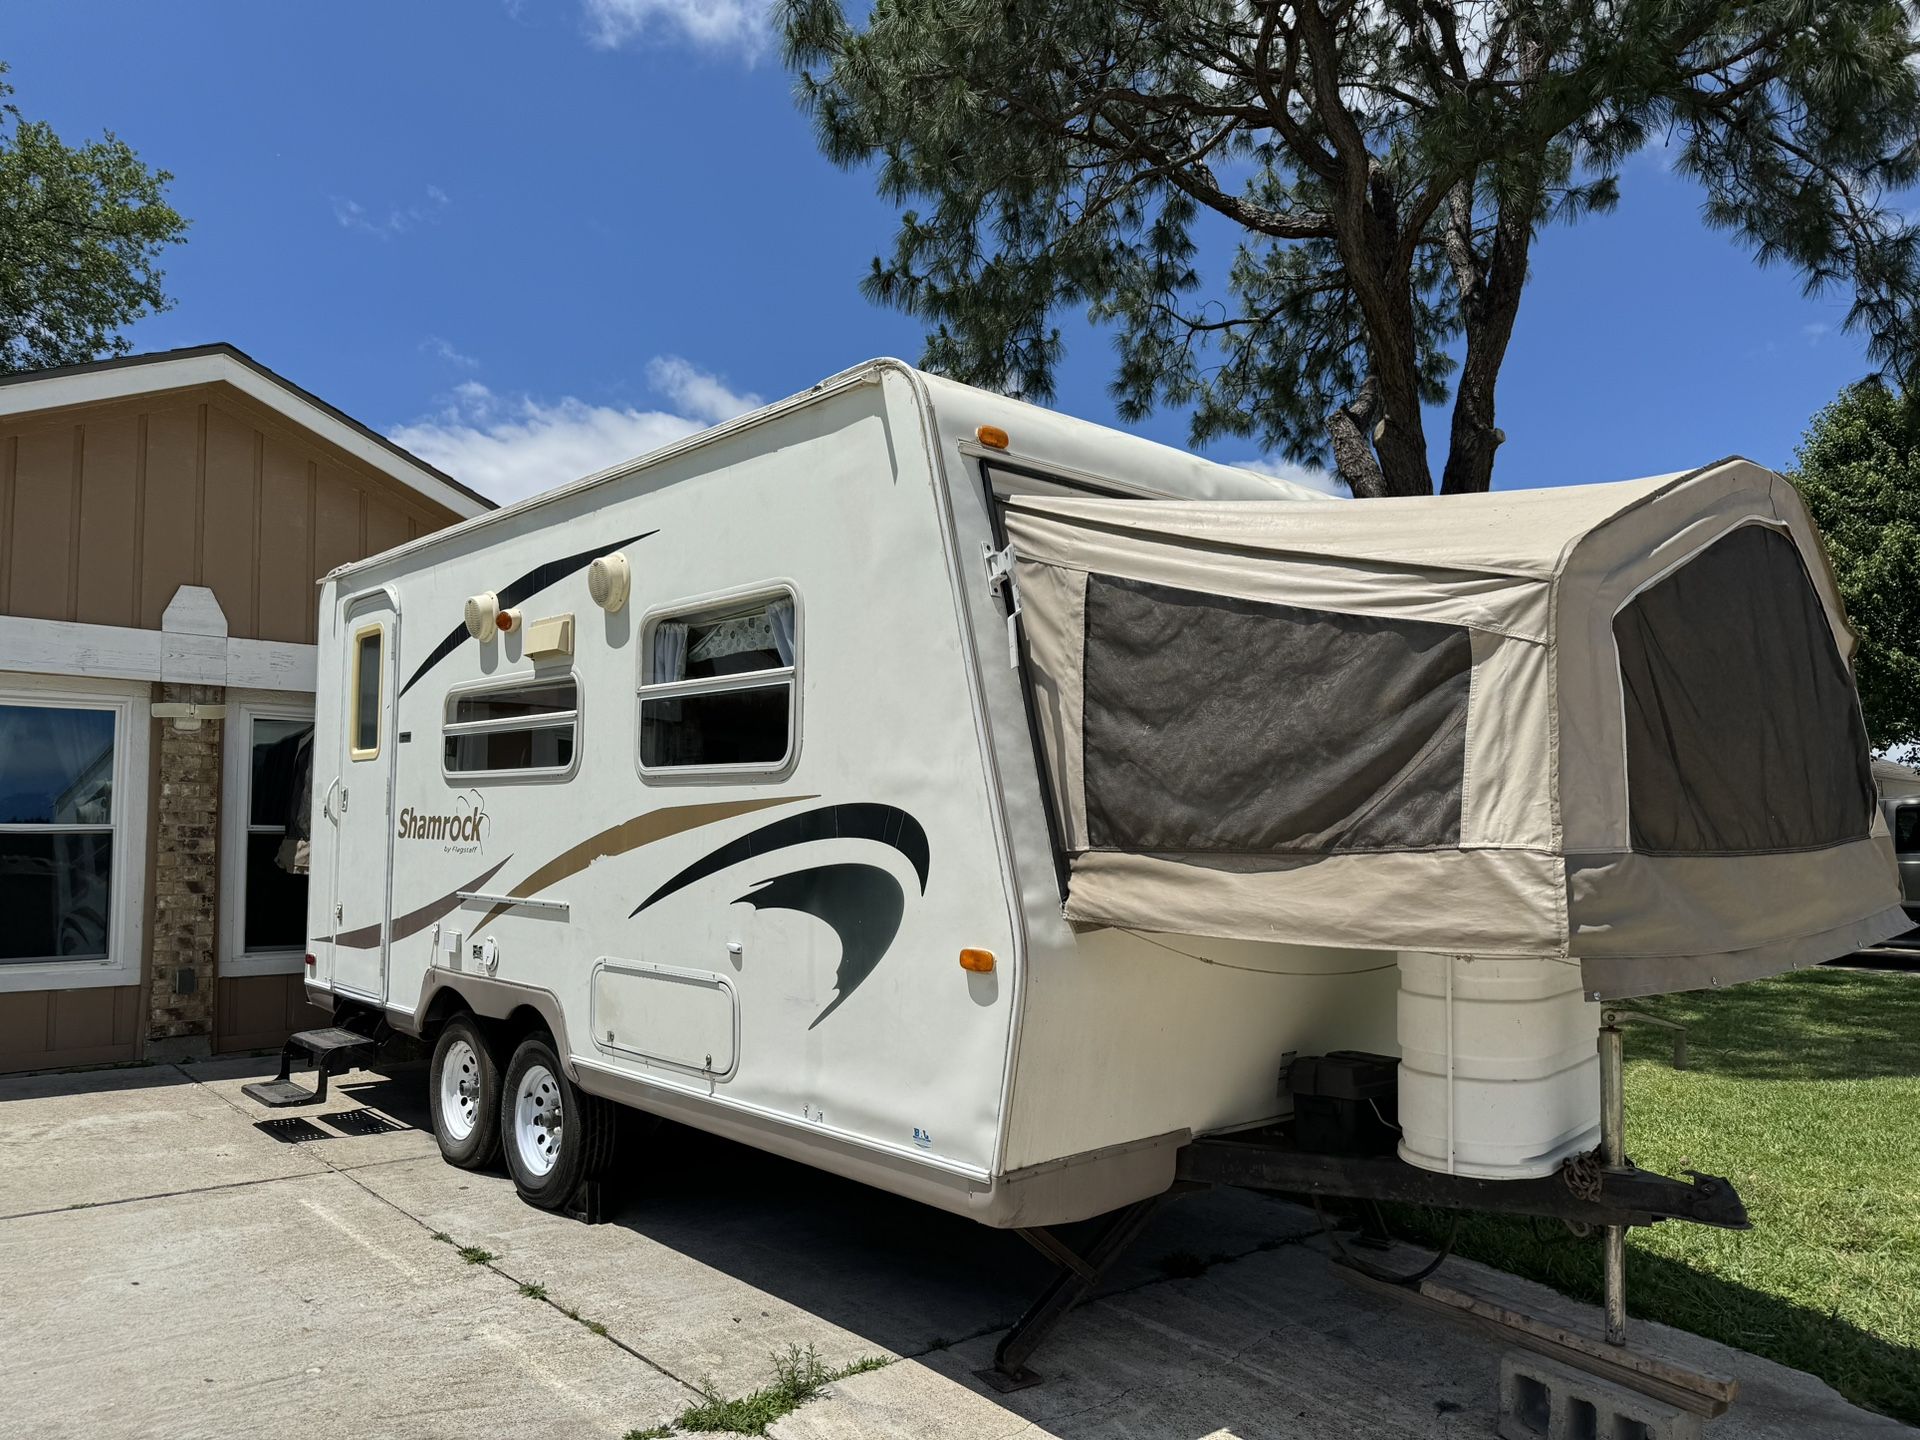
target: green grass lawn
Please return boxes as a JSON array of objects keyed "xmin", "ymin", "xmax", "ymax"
[{"xmin": 1394, "ymin": 967, "xmax": 1920, "ymax": 1424}]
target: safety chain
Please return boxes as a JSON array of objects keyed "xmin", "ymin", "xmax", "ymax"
[{"xmin": 1562, "ymin": 1147, "xmax": 1605, "ymax": 1204}]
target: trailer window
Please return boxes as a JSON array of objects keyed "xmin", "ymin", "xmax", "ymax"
[
  {"xmin": 351, "ymin": 626, "xmax": 382, "ymax": 760},
  {"xmin": 640, "ymin": 594, "xmax": 796, "ymax": 772},
  {"xmin": 443, "ymin": 678, "xmax": 578, "ymax": 777}
]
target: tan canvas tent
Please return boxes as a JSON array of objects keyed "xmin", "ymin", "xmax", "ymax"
[{"xmin": 1003, "ymin": 456, "xmax": 1906, "ymax": 1000}]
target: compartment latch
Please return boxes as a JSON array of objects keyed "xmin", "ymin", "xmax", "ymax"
[{"xmin": 983, "ymin": 543, "xmax": 1022, "ymax": 669}]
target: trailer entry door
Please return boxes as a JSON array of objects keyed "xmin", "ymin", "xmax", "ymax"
[{"xmin": 327, "ymin": 592, "xmax": 399, "ymax": 1003}]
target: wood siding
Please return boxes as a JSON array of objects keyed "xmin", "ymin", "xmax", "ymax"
[
  {"xmin": 0, "ymin": 986, "xmax": 142, "ymax": 1073},
  {"xmin": 0, "ymin": 386, "xmax": 449, "ymax": 642},
  {"xmin": 215, "ymin": 975, "xmax": 331, "ymax": 1055}
]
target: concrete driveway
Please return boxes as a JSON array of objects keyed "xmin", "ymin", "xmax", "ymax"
[{"xmin": 1, "ymin": 1056, "xmax": 1908, "ymax": 1440}]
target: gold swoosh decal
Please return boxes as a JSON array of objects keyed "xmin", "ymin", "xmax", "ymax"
[{"xmin": 473, "ymin": 795, "xmax": 813, "ymax": 928}]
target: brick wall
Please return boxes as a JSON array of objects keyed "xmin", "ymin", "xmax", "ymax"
[{"xmin": 146, "ymin": 683, "xmax": 223, "ymax": 1057}]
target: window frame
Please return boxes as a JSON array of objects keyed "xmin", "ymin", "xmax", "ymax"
[
  {"xmin": 219, "ymin": 693, "xmax": 314, "ymax": 979},
  {"xmin": 0, "ymin": 676, "xmax": 149, "ymax": 994},
  {"xmin": 440, "ymin": 671, "xmax": 583, "ymax": 784},
  {"xmin": 1891, "ymin": 800, "xmax": 1920, "ymax": 857},
  {"xmin": 635, "ymin": 583, "xmax": 802, "ymax": 783},
  {"xmin": 349, "ymin": 623, "xmax": 384, "ymax": 762}
]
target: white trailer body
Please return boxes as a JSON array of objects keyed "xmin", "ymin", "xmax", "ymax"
[{"xmin": 305, "ymin": 360, "xmax": 1386, "ymax": 1226}]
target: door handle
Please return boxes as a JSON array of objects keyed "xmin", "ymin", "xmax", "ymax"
[{"xmin": 322, "ymin": 777, "xmax": 341, "ymax": 823}]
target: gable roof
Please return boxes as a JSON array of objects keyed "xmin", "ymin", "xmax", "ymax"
[{"xmin": 0, "ymin": 343, "xmax": 492, "ymax": 518}]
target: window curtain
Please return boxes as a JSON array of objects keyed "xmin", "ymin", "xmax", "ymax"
[
  {"xmin": 646, "ymin": 620, "xmax": 691, "ymax": 746},
  {"xmin": 275, "ymin": 727, "xmax": 315, "ymax": 875},
  {"xmin": 651, "ymin": 621, "xmax": 689, "ymax": 685},
  {"xmin": 767, "ymin": 599, "xmax": 796, "ymax": 666}
]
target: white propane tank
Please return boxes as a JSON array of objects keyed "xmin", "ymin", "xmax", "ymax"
[{"xmin": 1395, "ymin": 952, "xmax": 1601, "ymax": 1179}]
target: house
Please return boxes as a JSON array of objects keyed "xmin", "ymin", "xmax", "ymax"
[{"xmin": 0, "ymin": 345, "xmax": 490, "ymax": 1073}]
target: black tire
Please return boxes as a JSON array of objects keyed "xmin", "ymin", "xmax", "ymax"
[
  {"xmin": 499, "ymin": 1033, "xmax": 613, "ymax": 1209},
  {"xmin": 428, "ymin": 1014, "xmax": 501, "ymax": 1169}
]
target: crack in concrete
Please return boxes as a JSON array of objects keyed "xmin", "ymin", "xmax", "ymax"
[{"xmin": 0, "ymin": 1152, "xmax": 432, "ymax": 1223}]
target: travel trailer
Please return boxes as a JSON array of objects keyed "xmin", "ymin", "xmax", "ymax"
[{"xmin": 253, "ymin": 359, "xmax": 1900, "ymax": 1376}]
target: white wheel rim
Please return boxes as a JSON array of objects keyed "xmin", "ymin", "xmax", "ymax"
[
  {"xmin": 439, "ymin": 1038, "xmax": 481, "ymax": 1143},
  {"xmin": 513, "ymin": 1063, "xmax": 563, "ymax": 1177}
]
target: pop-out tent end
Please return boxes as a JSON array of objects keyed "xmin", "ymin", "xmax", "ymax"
[{"xmin": 1003, "ymin": 457, "xmax": 1906, "ymax": 999}]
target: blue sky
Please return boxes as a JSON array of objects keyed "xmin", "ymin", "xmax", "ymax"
[{"xmin": 5, "ymin": 2, "xmax": 1881, "ymax": 503}]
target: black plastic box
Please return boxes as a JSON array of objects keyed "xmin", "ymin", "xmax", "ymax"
[{"xmin": 1289, "ymin": 1050, "xmax": 1400, "ymax": 1155}]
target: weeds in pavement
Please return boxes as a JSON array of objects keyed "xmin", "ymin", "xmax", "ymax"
[{"xmin": 632, "ymin": 1345, "xmax": 892, "ymax": 1437}]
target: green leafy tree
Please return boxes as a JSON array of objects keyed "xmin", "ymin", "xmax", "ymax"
[
  {"xmin": 785, "ymin": 0, "xmax": 1920, "ymax": 496},
  {"xmin": 1790, "ymin": 382, "xmax": 1920, "ymax": 753},
  {"xmin": 0, "ymin": 63, "xmax": 187, "ymax": 373}
]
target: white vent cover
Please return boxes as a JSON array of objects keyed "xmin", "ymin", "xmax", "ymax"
[
  {"xmin": 464, "ymin": 592, "xmax": 499, "ymax": 642},
  {"xmin": 587, "ymin": 552, "xmax": 631, "ymax": 613}
]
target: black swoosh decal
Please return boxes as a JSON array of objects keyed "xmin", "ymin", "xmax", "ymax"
[
  {"xmin": 397, "ymin": 531, "xmax": 655, "ymax": 697},
  {"xmin": 629, "ymin": 803, "xmax": 929, "ymax": 917},
  {"xmin": 734, "ymin": 863, "xmax": 905, "ymax": 1028},
  {"xmin": 321, "ymin": 856, "xmax": 513, "ymax": 949}
]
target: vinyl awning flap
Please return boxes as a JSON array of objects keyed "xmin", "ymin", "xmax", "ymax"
[{"xmin": 1002, "ymin": 457, "xmax": 1905, "ymax": 999}]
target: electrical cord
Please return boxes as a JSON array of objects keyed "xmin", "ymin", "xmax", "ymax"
[
  {"xmin": 1118, "ymin": 928, "xmax": 1400, "ymax": 977},
  {"xmin": 1312, "ymin": 1194, "xmax": 1459, "ymax": 1287}
]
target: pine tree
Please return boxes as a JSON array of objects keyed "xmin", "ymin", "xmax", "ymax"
[{"xmin": 785, "ymin": 0, "xmax": 1920, "ymax": 495}]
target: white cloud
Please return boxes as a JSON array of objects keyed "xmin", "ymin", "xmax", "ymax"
[
  {"xmin": 332, "ymin": 185, "xmax": 450, "ymax": 239},
  {"xmin": 388, "ymin": 357, "xmax": 762, "ymax": 504},
  {"xmin": 579, "ymin": 0, "xmax": 769, "ymax": 60},
  {"xmin": 1236, "ymin": 456, "xmax": 1348, "ymax": 497},
  {"xmin": 421, "ymin": 336, "xmax": 479, "ymax": 369},
  {"xmin": 643, "ymin": 355, "xmax": 760, "ymax": 423}
]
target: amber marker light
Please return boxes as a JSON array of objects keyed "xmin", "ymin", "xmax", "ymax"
[
  {"xmin": 975, "ymin": 424, "xmax": 1010, "ymax": 450},
  {"xmin": 959, "ymin": 948, "xmax": 996, "ymax": 973},
  {"xmin": 497, "ymin": 608, "xmax": 518, "ymax": 632}
]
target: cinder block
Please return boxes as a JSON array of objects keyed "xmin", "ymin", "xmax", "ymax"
[{"xmin": 1498, "ymin": 1352, "xmax": 1702, "ymax": 1440}]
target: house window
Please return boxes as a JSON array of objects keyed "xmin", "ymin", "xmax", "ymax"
[
  {"xmin": 221, "ymin": 701, "xmax": 315, "ymax": 977},
  {"xmin": 443, "ymin": 678, "xmax": 579, "ymax": 776},
  {"xmin": 0, "ymin": 701, "xmax": 117, "ymax": 964},
  {"xmin": 0, "ymin": 681, "xmax": 147, "ymax": 994},
  {"xmin": 639, "ymin": 592, "xmax": 797, "ymax": 773},
  {"xmin": 244, "ymin": 718, "xmax": 311, "ymax": 952},
  {"xmin": 351, "ymin": 625, "xmax": 382, "ymax": 760}
]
